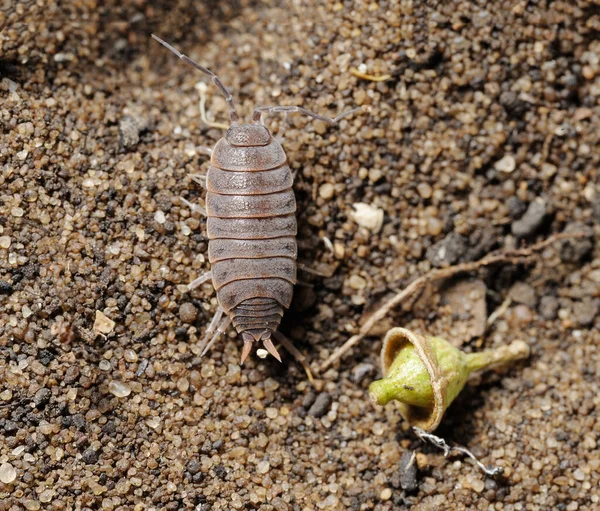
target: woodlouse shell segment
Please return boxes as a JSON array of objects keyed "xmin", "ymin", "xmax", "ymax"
[{"xmin": 211, "ymin": 137, "xmax": 286, "ymax": 171}]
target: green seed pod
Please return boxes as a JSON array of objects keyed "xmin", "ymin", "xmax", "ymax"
[{"xmin": 369, "ymin": 328, "xmax": 530, "ymax": 432}]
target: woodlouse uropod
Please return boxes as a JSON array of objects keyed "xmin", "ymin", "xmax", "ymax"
[{"xmin": 152, "ymin": 35, "xmax": 363, "ymax": 364}]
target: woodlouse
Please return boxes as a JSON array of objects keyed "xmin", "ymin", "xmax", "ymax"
[{"xmin": 153, "ymin": 35, "xmax": 362, "ymax": 363}]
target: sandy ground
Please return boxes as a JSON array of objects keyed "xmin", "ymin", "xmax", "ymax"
[{"xmin": 1, "ymin": 0, "xmax": 599, "ymax": 509}]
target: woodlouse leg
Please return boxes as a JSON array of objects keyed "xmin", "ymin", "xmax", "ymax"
[
  {"xmin": 252, "ymin": 105, "xmax": 364, "ymax": 125},
  {"xmin": 185, "ymin": 271, "xmax": 212, "ymax": 292},
  {"xmin": 188, "ymin": 173, "xmax": 207, "ymax": 188},
  {"xmin": 197, "ymin": 146, "xmax": 213, "ymax": 156},
  {"xmin": 179, "ymin": 196, "xmax": 207, "ymax": 217},
  {"xmin": 200, "ymin": 315, "xmax": 232, "ymax": 356},
  {"xmin": 272, "ymin": 331, "xmax": 314, "ymax": 383},
  {"xmin": 198, "ymin": 306, "xmax": 223, "ymax": 352},
  {"xmin": 297, "ymin": 262, "xmax": 337, "ymax": 278}
]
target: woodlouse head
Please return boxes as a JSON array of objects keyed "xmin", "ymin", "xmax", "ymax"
[{"xmin": 226, "ymin": 124, "xmax": 271, "ymax": 147}]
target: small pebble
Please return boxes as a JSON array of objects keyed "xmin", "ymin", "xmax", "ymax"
[
  {"xmin": 257, "ymin": 460, "xmax": 270, "ymax": 474},
  {"xmin": 348, "ymin": 274, "xmax": 367, "ymax": 290},
  {"xmin": 351, "ymin": 362, "xmax": 374, "ymax": 384},
  {"xmin": 82, "ymin": 448, "xmax": 100, "ymax": 464},
  {"xmin": 154, "ymin": 210, "xmax": 166, "ymax": 224},
  {"xmin": 426, "ymin": 232, "xmax": 467, "ymax": 267},
  {"xmin": 93, "ymin": 310, "xmax": 115, "ymax": 335},
  {"xmin": 351, "ymin": 203, "xmax": 384, "ymax": 233},
  {"xmin": 319, "ymin": 183, "xmax": 335, "ymax": 200},
  {"xmin": 511, "ymin": 199, "xmax": 546, "ymax": 237},
  {"xmin": 179, "ymin": 302, "xmax": 198, "ymax": 323},
  {"xmin": 494, "ymin": 155, "xmax": 516, "ymax": 173},
  {"xmin": 399, "ymin": 450, "xmax": 418, "ymax": 491},
  {"xmin": 119, "ymin": 115, "xmax": 142, "ymax": 148},
  {"xmin": 416, "ymin": 182, "xmax": 432, "ymax": 199},
  {"xmin": 509, "ymin": 282, "xmax": 537, "ymax": 308},
  {"xmin": 380, "ymin": 488, "xmax": 392, "ymax": 500},
  {"xmin": 108, "ymin": 381, "xmax": 131, "ymax": 398},
  {"xmin": 33, "ymin": 388, "xmax": 51, "ymax": 408},
  {"xmin": 308, "ymin": 393, "xmax": 332, "ymax": 418},
  {"xmin": 0, "ymin": 462, "xmax": 17, "ymax": 484}
]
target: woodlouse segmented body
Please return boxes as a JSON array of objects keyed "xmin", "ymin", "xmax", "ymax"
[
  {"xmin": 152, "ymin": 35, "xmax": 362, "ymax": 363},
  {"xmin": 207, "ymin": 125, "xmax": 297, "ymax": 354}
]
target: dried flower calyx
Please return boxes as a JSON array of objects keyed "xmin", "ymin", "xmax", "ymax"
[{"xmin": 369, "ymin": 328, "xmax": 530, "ymax": 432}]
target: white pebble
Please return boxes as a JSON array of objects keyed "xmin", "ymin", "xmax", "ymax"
[
  {"xmin": 256, "ymin": 349, "xmax": 268, "ymax": 359},
  {"xmin": 319, "ymin": 183, "xmax": 335, "ymax": 200},
  {"xmin": 11, "ymin": 207, "xmax": 24, "ymax": 217},
  {"xmin": 146, "ymin": 417, "xmax": 161, "ymax": 429},
  {"xmin": 348, "ymin": 275, "xmax": 367, "ymax": 290},
  {"xmin": 0, "ymin": 462, "xmax": 17, "ymax": 484},
  {"xmin": 154, "ymin": 210, "xmax": 166, "ymax": 224},
  {"xmin": 351, "ymin": 202, "xmax": 384, "ymax": 233},
  {"xmin": 0, "ymin": 236, "xmax": 11, "ymax": 248},
  {"xmin": 108, "ymin": 381, "xmax": 131, "ymax": 398},
  {"xmin": 93, "ymin": 310, "xmax": 115, "ymax": 335},
  {"xmin": 494, "ymin": 155, "xmax": 516, "ymax": 173},
  {"xmin": 257, "ymin": 460, "xmax": 270, "ymax": 474}
]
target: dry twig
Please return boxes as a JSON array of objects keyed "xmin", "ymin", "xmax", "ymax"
[{"xmin": 319, "ymin": 232, "xmax": 587, "ymax": 372}]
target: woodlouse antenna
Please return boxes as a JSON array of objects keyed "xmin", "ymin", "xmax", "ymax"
[
  {"xmin": 151, "ymin": 34, "xmax": 240, "ymax": 123},
  {"xmin": 252, "ymin": 105, "xmax": 367, "ymax": 124}
]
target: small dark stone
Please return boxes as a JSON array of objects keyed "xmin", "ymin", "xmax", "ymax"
[
  {"xmin": 33, "ymin": 388, "xmax": 51, "ymax": 409},
  {"xmin": 186, "ymin": 458, "xmax": 201, "ymax": 475},
  {"xmin": 426, "ymin": 232, "xmax": 467, "ymax": 267},
  {"xmin": 499, "ymin": 91, "xmax": 529, "ymax": 117},
  {"xmin": 302, "ymin": 392, "xmax": 316, "ymax": 410},
  {"xmin": 212, "ymin": 438, "xmax": 224, "ymax": 451},
  {"xmin": 20, "ymin": 264, "xmax": 39, "ymax": 279},
  {"xmin": 307, "ymin": 392, "xmax": 332, "ymax": 418},
  {"xmin": 399, "ymin": 450, "xmax": 418, "ymax": 492},
  {"xmin": 102, "ymin": 421, "xmax": 117, "ymax": 436},
  {"xmin": 0, "ymin": 280, "xmax": 14, "ymax": 294},
  {"xmin": 71, "ymin": 413, "xmax": 86, "ymax": 431},
  {"xmin": 511, "ymin": 199, "xmax": 546, "ymax": 238},
  {"xmin": 3, "ymin": 420, "xmax": 19, "ymax": 435},
  {"xmin": 82, "ymin": 448, "xmax": 100, "ymax": 464},
  {"xmin": 506, "ymin": 197, "xmax": 527, "ymax": 219},
  {"xmin": 38, "ymin": 349, "xmax": 55, "ymax": 366},
  {"xmin": 539, "ymin": 296, "xmax": 559, "ymax": 320},
  {"xmin": 213, "ymin": 464, "xmax": 227, "ymax": 479}
]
